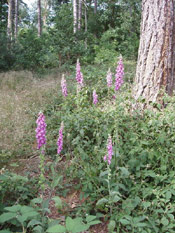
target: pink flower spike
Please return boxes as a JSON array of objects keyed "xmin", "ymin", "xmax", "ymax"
[
  {"xmin": 36, "ymin": 112, "xmax": 47, "ymax": 150},
  {"xmin": 61, "ymin": 74, "xmax": 68, "ymax": 97},
  {"xmin": 115, "ymin": 56, "xmax": 124, "ymax": 92},
  {"xmin": 104, "ymin": 155, "xmax": 107, "ymax": 161},
  {"xmin": 93, "ymin": 90, "xmax": 98, "ymax": 105},
  {"xmin": 104, "ymin": 135, "xmax": 113, "ymax": 165},
  {"xmin": 106, "ymin": 68, "xmax": 113, "ymax": 87},
  {"xmin": 57, "ymin": 122, "xmax": 64, "ymax": 155},
  {"xmin": 76, "ymin": 59, "xmax": 84, "ymax": 88}
]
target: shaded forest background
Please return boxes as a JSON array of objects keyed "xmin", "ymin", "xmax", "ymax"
[{"xmin": 0, "ymin": 0, "xmax": 141, "ymax": 71}]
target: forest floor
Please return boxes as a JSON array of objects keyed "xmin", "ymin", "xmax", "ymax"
[{"xmin": 7, "ymin": 156, "xmax": 108, "ymax": 233}]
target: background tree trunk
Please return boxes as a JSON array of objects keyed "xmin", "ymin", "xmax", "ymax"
[
  {"xmin": 14, "ymin": 0, "xmax": 19, "ymax": 39},
  {"xmin": 133, "ymin": 0, "xmax": 175, "ymax": 105},
  {"xmin": 84, "ymin": 0, "xmax": 87, "ymax": 49},
  {"xmin": 38, "ymin": 0, "xmax": 42, "ymax": 37},
  {"xmin": 78, "ymin": 0, "xmax": 82, "ymax": 30},
  {"xmin": 73, "ymin": 0, "xmax": 77, "ymax": 33},
  {"xmin": 94, "ymin": 0, "xmax": 97, "ymax": 14},
  {"xmin": 7, "ymin": 0, "xmax": 13, "ymax": 41}
]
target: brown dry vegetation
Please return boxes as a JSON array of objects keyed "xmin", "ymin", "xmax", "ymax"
[{"xmin": 0, "ymin": 70, "xmax": 62, "ymax": 159}]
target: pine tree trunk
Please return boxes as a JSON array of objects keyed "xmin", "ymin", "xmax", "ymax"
[
  {"xmin": 38, "ymin": 0, "xmax": 42, "ymax": 37},
  {"xmin": 7, "ymin": 0, "xmax": 13, "ymax": 41},
  {"xmin": 14, "ymin": 0, "xmax": 19, "ymax": 39},
  {"xmin": 73, "ymin": 0, "xmax": 77, "ymax": 33},
  {"xmin": 133, "ymin": 0, "xmax": 175, "ymax": 104},
  {"xmin": 78, "ymin": 0, "xmax": 82, "ymax": 30}
]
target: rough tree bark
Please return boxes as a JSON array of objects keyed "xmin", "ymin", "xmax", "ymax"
[
  {"xmin": 38, "ymin": 0, "xmax": 42, "ymax": 37},
  {"xmin": 133, "ymin": 0, "xmax": 175, "ymax": 104},
  {"xmin": 73, "ymin": 0, "xmax": 78, "ymax": 33}
]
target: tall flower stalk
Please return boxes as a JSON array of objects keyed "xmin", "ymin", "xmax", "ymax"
[
  {"xmin": 61, "ymin": 74, "xmax": 68, "ymax": 97},
  {"xmin": 36, "ymin": 112, "xmax": 47, "ymax": 150},
  {"xmin": 76, "ymin": 59, "xmax": 84, "ymax": 88},
  {"xmin": 35, "ymin": 112, "xmax": 47, "ymax": 192},
  {"xmin": 57, "ymin": 122, "xmax": 64, "ymax": 155},
  {"xmin": 104, "ymin": 134, "xmax": 113, "ymax": 214},
  {"xmin": 104, "ymin": 135, "xmax": 113, "ymax": 165},
  {"xmin": 93, "ymin": 90, "xmax": 98, "ymax": 105},
  {"xmin": 115, "ymin": 57, "xmax": 124, "ymax": 91},
  {"xmin": 106, "ymin": 68, "xmax": 113, "ymax": 87}
]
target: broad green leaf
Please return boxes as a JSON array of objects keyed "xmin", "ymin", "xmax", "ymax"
[
  {"xmin": 47, "ymin": 224, "xmax": 66, "ymax": 233},
  {"xmin": 66, "ymin": 217, "xmax": 89, "ymax": 233},
  {"xmin": 16, "ymin": 215, "xmax": 27, "ymax": 224},
  {"xmin": 0, "ymin": 212, "xmax": 17, "ymax": 223},
  {"xmin": 142, "ymin": 202, "xmax": 151, "ymax": 209},
  {"xmin": 161, "ymin": 216, "xmax": 169, "ymax": 226},
  {"xmin": 119, "ymin": 219, "xmax": 130, "ymax": 225},
  {"xmin": 20, "ymin": 206, "xmax": 35, "ymax": 214},
  {"xmin": 22, "ymin": 211, "xmax": 39, "ymax": 220},
  {"xmin": 135, "ymin": 222, "xmax": 148, "ymax": 227},
  {"xmin": 27, "ymin": 219, "xmax": 42, "ymax": 227},
  {"xmin": 165, "ymin": 191, "xmax": 172, "ymax": 200},
  {"xmin": 52, "ymin": 196, "xmax": 62, "ymax": 210},
  {"xmin": 52, "ymin": 176, "xmax": 63, "ymax": 189},
  {"xmin": 112, "ymin": 195, "xmax": 121, "ymax": 203},
  {"xmin": 99, "ymin": 171, "xmax": 108, "ymax": 177},
  {"xmin": 108, "ymin": 220, "xmax": 116, "ymax": 232},
  {"xmin": 96, "ymin": 198, "xmax": 108, "ymax": 206},
  {"xmin": 4, "ymin": 205, "xmax": 21, "ymax": 213},
  {"xmin": 31, "ymin": 198, "xmax": 43, "ymax": 205},
  {"xmin": 119, "ymin": 167, "xmax": 130, "ymax": 177},
  {"xmin": 87, "ymin": 220, "xmax": 101, "ymax": 226},
  {"xmin": 86, "ymin": 215, "xmax": 97, "ymax": 223},
  {"xmin": 33, "ymin": 225, "xmax": 43, "ymax": 233}
]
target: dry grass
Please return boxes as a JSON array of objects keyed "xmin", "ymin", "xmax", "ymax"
[{"xmin": 0, "ymin": 70, "xmax": 62, "ymax": 158}]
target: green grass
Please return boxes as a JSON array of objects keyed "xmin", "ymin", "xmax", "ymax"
[{"xmin": 0, "ymin": 70, "xmax": 64, "ymax": 164}]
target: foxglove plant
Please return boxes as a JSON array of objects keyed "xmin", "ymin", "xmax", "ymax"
[
  {"xmin": 115, "ymin": 57, "xmax": 124, "ymax": 91},
  {"xmin": 106, "ymin": 68, "xmax": 113, "ymax": 87},
  {"xmin": 36, "ymin": 112, "xmax": 47, "ymax": 150},
  {"xmin": 104, "ymin": 135, "xmax": 113, "ymax": 165},
  {"xmin": 36, "ymin": 112, "xmax": 47, "ymax": 191},
  {"xmin": 61, "ymin": 74, "xmax": 68, "ymax": 97},
  {"xmin": 93, "ymin": 90, "xmax": 98, "ymax": 105},
  {"xmin": 76, "ymin": 59, "xmax": 84, "ymax": 88},
  {"xmin": 57, "ymin": 122, "xmax": 64, "ymax": 155}
]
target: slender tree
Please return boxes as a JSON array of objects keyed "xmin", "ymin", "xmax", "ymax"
[
  {"xmin": 94, "ymin": 0, "xmax": 97, "ymax": 14},
  {"xmin": 78, "ymin": 0, "xmax": 82, "ymax": 30},
  {"xmin": 7, "ymin": 0, "xmax": 13, "ymax": 40},
  {"xmin": 73, "ymin": 0, "xmax": 77, "ymax": 33},
  {"xmin": 133, "ymin": 0, "xmax": 175, "ymax": 105},
  {"xmin": 38, "ymin": 0, "xmax": 42, "ymax": 36},
  {"xmin": 14, "ymin": 0, "xmax": 19, "ymax": 39}
]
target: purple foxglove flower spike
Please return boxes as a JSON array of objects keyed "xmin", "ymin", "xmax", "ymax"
[
  {"xmin": 115, "ymin": 56, "xmax": 124, "ymax": 91},
  {"xmin": 106, "ymin": 68, "xmax": 113, "ymax": 87},
  {"xmin": 93, "ymin": 90, "xmax": 98, "ymax": 105},
  {"xmin": 36, "ymin": 112, "xmax": 47, "ymax": 150},
  {"xmin": 104, "ymin": 135, "xmax": 113, "ymax": 165},
  {"xmin": 76, "ymin": 59, "xmax": 84, "ymax": 87},
  {"xmin": 57, "ymin": 122, "xmax": 64, "ymax": 155},
  {"xmin": 61, "ymin": 74, "xmax": 68, "ymax": 97}
]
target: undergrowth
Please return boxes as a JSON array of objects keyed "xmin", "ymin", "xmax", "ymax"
[{"xmin": 1, "ymin": 60, "xmax": 175, "ymax": 232}]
